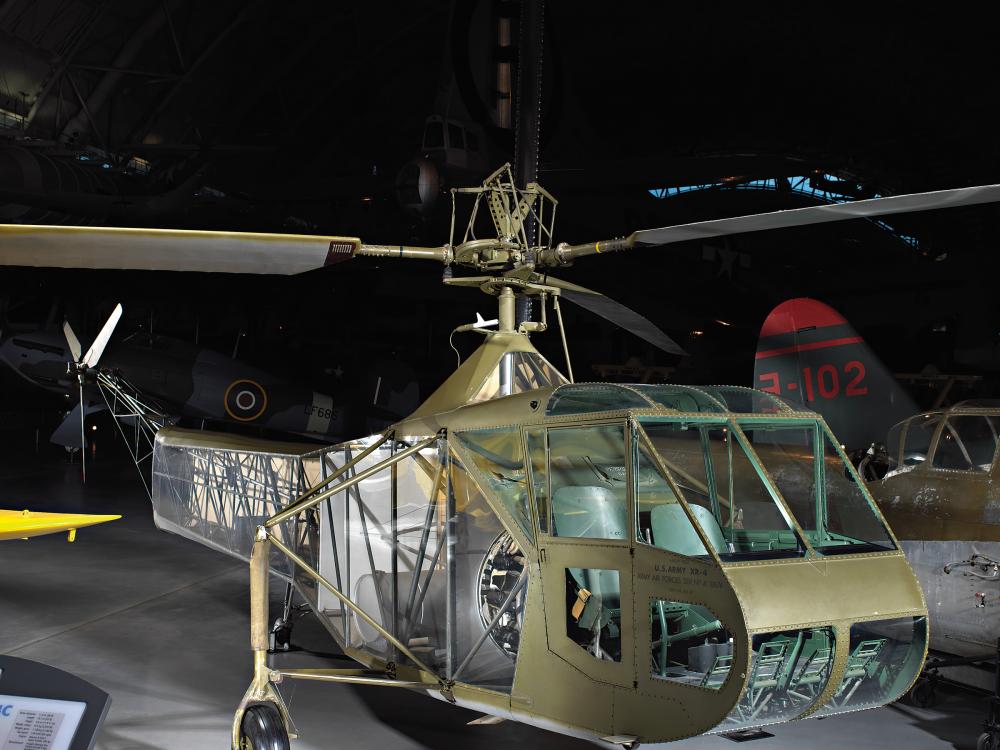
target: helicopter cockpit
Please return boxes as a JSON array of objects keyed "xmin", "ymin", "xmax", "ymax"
[{"xmin": 884, "ymin": 400, "xmax": 1000, "ymax": 476}]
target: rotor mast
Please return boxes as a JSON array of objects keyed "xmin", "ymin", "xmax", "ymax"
[{"xmin": 498, "ymin": 285, "xmax": 517, "ymax": 332}]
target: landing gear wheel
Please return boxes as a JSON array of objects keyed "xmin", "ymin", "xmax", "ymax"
[
  {"xmin": 270, "ymin": 618, "xmax": 292, "ymax": 651},
  {"xmin": 908, "ymin": 676, "xmax": 937, "ymax": 708},
  {"xmin": 239, "ymin": 703, "xmax": 289, "ymax": 750}
]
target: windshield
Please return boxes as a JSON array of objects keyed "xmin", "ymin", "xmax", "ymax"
[
  {"xmin": 638, "ymin": 420, "xmax": 806, "ymax": 561},
  {"xmin": 932, "ymin": 414, "xmax": 999, "ymax": 472},
  {"xmin": 886, "ymin": 412, "xmax": 941, "ymax": 473},
  {"xmin": 739, "ymin": 422, "xmax": 896, "ymax": 555},
  {"xmin": 639, "ymin": 418, "xmax": 895, "ymax": 560}
]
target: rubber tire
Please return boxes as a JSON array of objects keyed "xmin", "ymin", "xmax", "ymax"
[
  {"xmin": 239, "ymin": 704, "xmax": 289, "ymax": 750},
  {"xmin": 908, "ymin": 678, "xmax": 936, "ymax": 708},
  {"xmin": 978, "ymin": 732, "xmax": 999, "ymax": 750}
]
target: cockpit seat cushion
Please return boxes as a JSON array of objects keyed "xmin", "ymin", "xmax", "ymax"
[{"xmin": 649, "ymin": 503, "xmax": 728, "ymax": 557}]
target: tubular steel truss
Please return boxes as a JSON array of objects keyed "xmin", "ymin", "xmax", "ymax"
[{"xmin": 96, "ymin": 370, "xmax": 171, "ymax": 497}]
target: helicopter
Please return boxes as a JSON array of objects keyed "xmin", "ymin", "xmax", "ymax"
[{"xmin": 6, "ymin": 165, "xmax": 1000, "ymax": 748}]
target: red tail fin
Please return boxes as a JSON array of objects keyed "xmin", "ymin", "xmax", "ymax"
[{"xmin": 754, "ymin": 298, "xmax": 916, "ymax": 449}]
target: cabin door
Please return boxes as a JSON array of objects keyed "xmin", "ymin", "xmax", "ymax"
[{"xmin": 535, "ymin": 421, "xmax": 636, "ymax": 688}]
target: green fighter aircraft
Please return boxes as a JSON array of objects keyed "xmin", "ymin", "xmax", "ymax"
[{"xmin": 5, "ymin": 165, "xmax": 1000, "ymax": 747}]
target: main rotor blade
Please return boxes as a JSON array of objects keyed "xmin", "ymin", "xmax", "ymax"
[
  {"xmin": 0, "ymin": 225, "xmax": 363, "ymax": 274},
  {"xmin": 544, "ymin": 276, "xmax": 688, "ymax": 356},
  {"xmin": 63, "ymin": 319, "xmax": 82, "ymax": 362},
  {"xmin": 552, "ymin": 182, "xmax": 1000, "ymax": 263},
  {"xmin": 82, "ymin": 303, "xmax": 122, "ymax": 369}
]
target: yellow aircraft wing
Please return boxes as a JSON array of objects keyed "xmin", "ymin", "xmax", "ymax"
[{"xmin": 0, "ymin": 509, "xmax": 121, "ymax": 541}]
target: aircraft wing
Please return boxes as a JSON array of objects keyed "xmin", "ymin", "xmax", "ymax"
[{"xmin": 0, "ymin": 509, "xmax": 121, "ymax": 541}]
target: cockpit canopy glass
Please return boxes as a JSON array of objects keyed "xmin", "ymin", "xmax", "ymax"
[
  {"xmin": 736, "ymin": 422, "xmax": 895, "ymax": 554},
  {"xmin": 931, "ymin": 415, "xmax": 999, "ymax": 472},
  {"xmin": 545, "ymin": 383, "xmax": 809, "ymax": 418},
  {"xmin": 887, "ymin": 412, "xmax": 941, "ymax": 470},
  {"xmin": 639, "ymin": 418, "xmax": 895, "ymax": 559},
  {"xmin": 638, "ymin": 420, "xmax": 805, "ymax": 561},
  {"xmin": 628, "ymin": 385, "xmax": 726, "ymax": 413},
  {"xmin": 454, "ymin": 427, "xmax": 534, "ymax": 540},
  {"xmin": 546, "ymin": 384, "xmax": 650, "ymax": 416},
  {"xmin": 548, "ymin": 424, "xmax": 630, "ymax": 541},
  {"xmin": 699, "ymin": 386, "xmax": 801, "ymax": 415},
  {"xmin": 887, "ymin": 410, "xmax": 1000, "ymax": 475}
]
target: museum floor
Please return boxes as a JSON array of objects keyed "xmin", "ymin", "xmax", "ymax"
[{"xmin": 0, "ymin": 454, "xmax": 990, "ymax": 750}]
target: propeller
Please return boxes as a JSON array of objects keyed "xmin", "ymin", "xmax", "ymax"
[
  {"xmin": 62, "ymin": 318, "xmax": 81, "ymax": 362},
  {"xmin": 542, "ymin": 276, "xmax": 687, "ymax": 356},
  {"xmin": 62, "ymin": 303, "xmax": 123, "ymax": 482},
  {"xmin": 82, "ymin": 304, "xmax": 122, "ymax": 369}
]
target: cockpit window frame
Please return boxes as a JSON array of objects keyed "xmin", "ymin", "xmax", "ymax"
[
  {"xmin": 523, "ymin": 416, "xmax": 636, "ymax": 548},
  {"xmin": 927, "ymin": 413, "xmax": 1000, "ymax": 476},
  {"xmin": 499, "ymin": 403, "xmax": 900, "ymax": 561},
  {"xmin": 634, "ymin": 413, "xmax": 902, "ymax": 562},
  {"xmin": 637, "ymin": 414, "xmax": 819, "ymax": 562},
  {"xmin": 630, "ymin": 418, "xmax": 728, "ymax": 566},
  {"xmin": 450, "ymin": 430, "xmax": 537, "ymax": 556},
  {"xmin": 734, "ymin": 415, "xmax": 900, "ymax": 555},
  {"xmin": 888, "ymin": 408, "xmax": 1000, "ymax": 477}
]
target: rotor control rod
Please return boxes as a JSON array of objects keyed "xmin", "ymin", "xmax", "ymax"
[
  {"xmin": 539, "ymin": 236, "xmax": 635, "ymax": 266},
  {"xmin": 357, "ymin": 244, "xmax": 451, "ymax": 263}
]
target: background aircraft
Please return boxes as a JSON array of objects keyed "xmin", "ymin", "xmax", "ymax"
[
  {"xmin": 753, "ymin": 297, "xmax": 1000, "ymax": 696},
  {"xmin": 0, "ymin": 508, "xmax": 118, "ymax": 541},
  {"xmin": 0, "ymin": 310, "xmax": 344, "ymax": 450}
]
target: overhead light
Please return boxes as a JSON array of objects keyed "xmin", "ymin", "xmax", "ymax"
[
  {"xmin": 690, "ymin": 330, "xmax": 704, "ymax": 337},
  {"xmin": 714, "ymin": 319, "xmax": 732, "ymax": 327}
]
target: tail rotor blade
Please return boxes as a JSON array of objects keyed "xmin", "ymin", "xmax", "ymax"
[
  {"xmin": 543, "ymin": 276, "xmax": 688, "ymax": 356},
  {"xmin": 63, "ymin": 319, "xmax": 82, "ymax": 362},
  {"xmin": 82, "ymin": 303, "xmax": 122, "ymax": 369}
]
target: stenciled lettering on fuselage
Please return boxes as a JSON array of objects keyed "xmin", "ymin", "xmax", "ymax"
[{"xmin": 304, "ymin": 392, "xmax": 336, "ymax": 434}]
